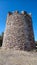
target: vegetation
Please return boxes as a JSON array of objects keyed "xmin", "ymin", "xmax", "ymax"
[
  {"xmin": 35, "ymin": 41, "xmax": 37, "ymax": 44},
  {"xmin": 0, "ymin": 32, "xmax": 4, "ymax": 47},
  {"xmin": 35, "ymin": 41, "xmax": 37, "ymax": 49}
]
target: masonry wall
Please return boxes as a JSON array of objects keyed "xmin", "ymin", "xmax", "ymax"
[{"xmin": 2, "ymin": 11, "xmax": 35, "ymax": 50}]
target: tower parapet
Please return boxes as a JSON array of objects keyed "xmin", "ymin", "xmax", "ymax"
[{"xmin": 21, "ymin": 11, "xmax": 27, "ymax": 14}]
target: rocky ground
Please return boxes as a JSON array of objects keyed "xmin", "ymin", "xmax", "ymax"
[{"xmin": 0, "ymin": 48, "xmax": 37, "ymax": 65}]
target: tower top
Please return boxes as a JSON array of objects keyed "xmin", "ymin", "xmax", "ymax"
[
  {"xmin": 8, "ymin": 10, "xmax": 27, "ymax": 15},
  {"xmin": 8, "ymin": 11, "xmax": 31, "ymax": 19}
]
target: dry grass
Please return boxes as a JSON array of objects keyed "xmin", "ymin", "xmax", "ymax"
[{"xmin": 0, "ymin": 48, "xmax": 37, "ymax": 65}]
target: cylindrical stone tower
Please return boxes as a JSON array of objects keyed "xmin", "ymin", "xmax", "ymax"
[{"xmin": 2, "ymin": 11, "xmax": 35, "ymax": 50}]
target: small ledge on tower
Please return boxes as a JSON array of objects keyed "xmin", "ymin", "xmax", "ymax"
[
  {"xmin": 14, "ymin": 10, "xmax": 19, "ymax": 14},
  {"xmin": 21, "ymin": 11, "xmax": 27, "ymax": 15},
  {"xmin": 26, "ymin": 13, "xmax": 32, "ymax": 19},
  {"xmin": 8, "ymin": 12, "xmax": 12, "ymax": 16},
  {"xmin": 28, "ymin": 13, "xmax": 32, "ymax": 17}
]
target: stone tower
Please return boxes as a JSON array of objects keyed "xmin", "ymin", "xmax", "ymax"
[{"xmin": 2, "ymin": 11, "xmax": 35, "ymax": 50}]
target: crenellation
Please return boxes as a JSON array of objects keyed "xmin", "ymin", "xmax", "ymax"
[
  {"xmin": 21, "ymin": 11, "xmax": 27, "ymax": 14},
  {"xmin": 14, "ymin": 10, "xmax": 19, "ymax": 14},
  {"xmin": 28, "ymin": 13, "xmax": 32, "ymax": 17},
  {"xmin": 8, "ymin": 12, "xmax": 12, "ymax": 16}
]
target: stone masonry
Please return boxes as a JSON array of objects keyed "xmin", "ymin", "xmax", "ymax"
[{"xmin": 2, "ymin": 11, "xmax": 35, "ymax": 50}]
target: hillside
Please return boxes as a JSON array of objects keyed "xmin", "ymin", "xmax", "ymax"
[{"xmin": 0, "ymin": 48, "xmax": 37, "ymax": 65}]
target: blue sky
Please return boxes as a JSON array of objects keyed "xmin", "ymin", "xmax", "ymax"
[{"xmin": 0, "ymin": 0, "xmax": 37, "ymax": 41}]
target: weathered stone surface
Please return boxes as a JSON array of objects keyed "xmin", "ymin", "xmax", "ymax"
[{"xmin": 2, "ymin": 11, "xmax": 35, "ymax": 50}]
